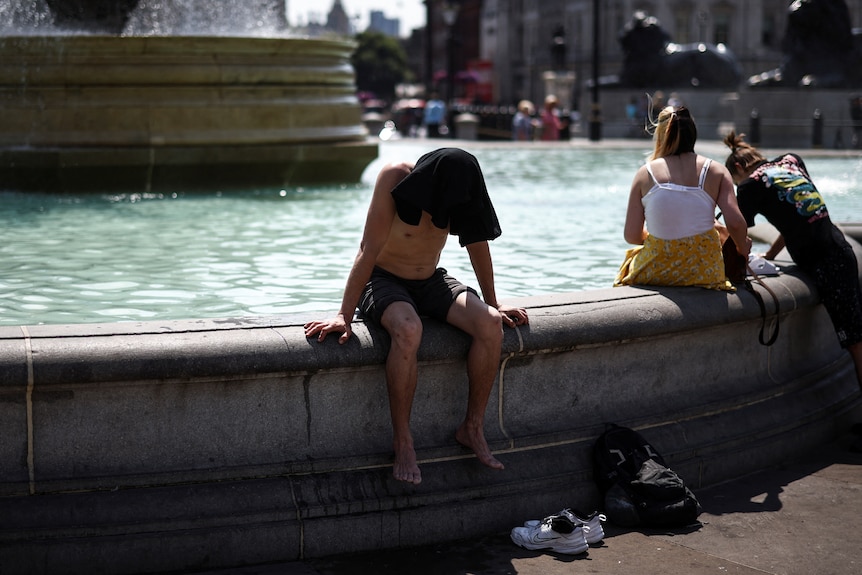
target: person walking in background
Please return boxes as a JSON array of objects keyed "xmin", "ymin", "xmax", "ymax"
[
  {"xmin": 625, "ymin": 95, "xmax": 650, "ymax": 137},
  {"xmin": 512, "ymin": 100, "xmax": 535, "ymax": 141},
  {"xmin": 540, "ymin": 95, "xmax": 562, "ymax": 141},
  {"xmin": 625, "ymin": 96, "xmax": 640, "ymax": 137},
  {"xmin": 304, "ymin": 148, "xmax": 529, "ymax": 485},
  {"xmin": 723, "ymin": 131, "xmax": 862, "ymax": 389},
  {"xmin": 423, "ymin": 92, "xmax": 446, "ymax": 138},
  {"xmin": 615, "ymin": 106, "xmax": 751, "ymax": 290},
  {"xmin": 667, "ymin": 92, "xmax": 683, "ymax": 108}
]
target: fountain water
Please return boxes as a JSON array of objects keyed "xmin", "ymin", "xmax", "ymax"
[{"xmin": 0, "ymin": 0, "xmax": 377, "ymax": 192}]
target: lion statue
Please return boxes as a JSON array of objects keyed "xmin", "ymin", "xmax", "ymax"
[
  {"xmin": 616, "ymin": 11, "xmax": 742, "ymax": 90},
  {"xmin": 749, "ymin": 0, "xmax": 862, "ymax": 88}
]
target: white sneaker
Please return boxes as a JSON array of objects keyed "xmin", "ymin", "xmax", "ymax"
[
  {"xmin": 510, "ymin": 513, "xmax": 589, "ymax": 555},
  {"xmin": 524, "ymin": 508, "xmax": 606, "ymax": 545}
]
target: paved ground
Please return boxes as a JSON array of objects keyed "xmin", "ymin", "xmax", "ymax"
[{"xmin": 200, "ymin": 430, "xmax": 862, "ymax": 575}]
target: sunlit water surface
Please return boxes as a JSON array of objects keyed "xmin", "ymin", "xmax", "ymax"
[{"xmin": 2, "ymin": 140, "xmax": 861, "ymax": 326}]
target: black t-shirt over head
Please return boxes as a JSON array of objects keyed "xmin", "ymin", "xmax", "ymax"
[{"xmin": 390, "ymin": 148, "xmax": 502, "ymax": 247}]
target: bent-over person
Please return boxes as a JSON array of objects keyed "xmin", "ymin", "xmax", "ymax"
[
  {"xmin": 724, "ymin": 131, "xmax": 862, "ymax": 390},
  {"xmin": 304, "ymin": 148, "xmax": 529, "ymax": 485}
]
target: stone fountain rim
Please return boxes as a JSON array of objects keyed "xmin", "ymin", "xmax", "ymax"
[{"xmin": 0, "ymin": 34, "xmax": 358, "ymax": 50}]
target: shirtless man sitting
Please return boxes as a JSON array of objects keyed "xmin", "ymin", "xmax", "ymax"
[{"xmin": 303, "ymin": 148, "xmax": 529, "ymax": 485}]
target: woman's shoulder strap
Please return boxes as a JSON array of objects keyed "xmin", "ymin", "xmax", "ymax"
[
  {"xmin": 645, "ymin": 160, "xmax": 660, "ymax": 185},
  {"xmin": 698, "ymin": 158, "xmax": 712, "ymax": 188}
]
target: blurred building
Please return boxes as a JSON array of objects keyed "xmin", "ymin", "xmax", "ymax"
[
  {"xmin": 290, "ymin": 0, "xmax": 352, "ymax": 36},
  {"xmin": 412, "ymin": 1, "xmax": 862, "ymax": 110},
  {"xmin": 369, "ymin": 10, "xmax": 400, "ymax": 36},
  {"xmin": 325, "ymin": 0, "xmax": 352, "ymax": 35},
  {"xmin": 421, "ymin": 0, "xmax": 484, "ymax": 104}
]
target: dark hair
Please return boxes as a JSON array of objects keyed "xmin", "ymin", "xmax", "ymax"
[{"xmin": 722, "ymin": 131, "xmax": 765, "ymax": 173}]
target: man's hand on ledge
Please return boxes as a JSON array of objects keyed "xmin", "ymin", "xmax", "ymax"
[
  {"xmin": 304, "ymin": 314, "xmax": 352, "ymax": 344},
  {"xmin": 499, "ymin": 304, "xmax": 529, "ymax": 328}
]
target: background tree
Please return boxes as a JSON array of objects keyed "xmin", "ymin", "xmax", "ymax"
[{"xmin": 351, "ymin": 31, "xmax": 414, "ymax": 102}]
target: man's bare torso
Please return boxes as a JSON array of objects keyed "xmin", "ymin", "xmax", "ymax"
[{"xmin": 375, "ymin": 211, "xmax": 450, "ymax": 280}]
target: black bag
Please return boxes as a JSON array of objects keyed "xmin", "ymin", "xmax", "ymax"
[
  {"xmin": 722, "ymin": 236, "xmax": 748, "ymax": 283},
  {"xmin": 593, "ymin": 424, "xmax": 701, "ymax": 528}
]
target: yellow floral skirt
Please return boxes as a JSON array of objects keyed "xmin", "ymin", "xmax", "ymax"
[{"xmin": 614, "ymin": 229, "xmax": 734, "ymax": 291}]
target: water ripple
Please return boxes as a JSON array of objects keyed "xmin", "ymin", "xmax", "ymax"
[{"xmin": 1, "ymin": 147, "xmax": 860, "ymax": 325}]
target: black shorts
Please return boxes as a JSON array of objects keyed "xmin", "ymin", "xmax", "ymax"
[
  {"xmin": 357, "ymin": 266, "xmax": 477, "ymax": 325},
  {"xmin": 810, "ymin": 243, "xmax": 862, "ymax": 348}
]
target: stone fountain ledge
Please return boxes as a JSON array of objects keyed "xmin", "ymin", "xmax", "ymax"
[{"xmin": 1, "ymin": 227, "xmax": 861, "ymax": 573}]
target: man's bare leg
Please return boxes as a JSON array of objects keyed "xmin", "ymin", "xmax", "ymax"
[
  {"xmin": 448, "ymin": 293, "xmax": 505, "ymax": 470},
  {"xmin": 381, "ymin": 302, "xmax": 424, "ymax": 484}
]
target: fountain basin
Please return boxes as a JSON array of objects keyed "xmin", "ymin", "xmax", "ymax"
[
  {"xmin": 0, "ymin": 35, "xmax": 377, "ymax": 191},
  {"xmin": 1, "ymin": 229, "xmax": 860, "ymax": 573}
]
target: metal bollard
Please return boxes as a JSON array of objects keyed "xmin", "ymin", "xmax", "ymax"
[
  {"xmin": 588, "ymin": 103, "xmax": 602, "ymax": 142},
  {"xmin": 812, "ymin": 109, "xmax": 823, "ymax": 148},
  {"xmin": 749, "ymin": 109, "xmax": 760, "ymax": 145}
]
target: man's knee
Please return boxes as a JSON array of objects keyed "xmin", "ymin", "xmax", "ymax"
[
  {"xmin": 473, "ymin": 306, "xmax": 504, "ymax": 343},
  {"xmin": 448, "ymin": 293, "xmax": 504, "ymax": 341},
  {"xmin": 382, "ymin": 304, "xmax": 423, "ymax": 350}
]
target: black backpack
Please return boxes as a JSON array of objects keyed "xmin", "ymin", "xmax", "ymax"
[{"xmin": 593, "ymin": 424, "xmax": 701, "ymax": 528}]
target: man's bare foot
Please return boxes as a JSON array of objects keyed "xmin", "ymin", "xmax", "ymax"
[
  {"xmin": 393, "ymin": 442, "xmax": 422, "ymax": 484},
  {"xmin": 455, "ymin": 424, "xmax": 505, "ymax": 470}
]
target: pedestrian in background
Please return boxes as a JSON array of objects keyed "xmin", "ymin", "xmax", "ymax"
[
  {"xmin": 512, "ymin": 100, "xmax": 535, "ymax": 141},
  {"xmin": 540, "ymin": 95, "xmax": 562, "ymax": 141},
  {"xmin": 424, "ymin": 92, "xmax": 446, "ymax": 138}
]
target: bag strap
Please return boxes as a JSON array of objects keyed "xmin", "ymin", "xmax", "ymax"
[
  {"xmin": 714, "ymin": 211, "xmax": 780, "ymax": 346},
  {"xmin": 744, "ymin": 265, "xmax": 780, "ymax": 346}
]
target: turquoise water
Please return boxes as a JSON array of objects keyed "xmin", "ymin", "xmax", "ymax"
[{"xmin": 2, "ymin": 140, "xmax": 861, "ymax": 326}]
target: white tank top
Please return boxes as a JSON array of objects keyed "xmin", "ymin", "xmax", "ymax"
[{"xmin": 642, "ymin": 158, "xmax": 717, "ymax": 240}]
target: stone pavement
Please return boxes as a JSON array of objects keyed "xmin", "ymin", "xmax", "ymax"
[{"xmin": 201, "ymin": 430, "xmax": 862, "ymax": 575}]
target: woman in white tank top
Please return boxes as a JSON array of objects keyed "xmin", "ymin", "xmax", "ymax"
[{"xmin": 615, "ymin": 106, "xmax": 751, "ymax": 290}]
